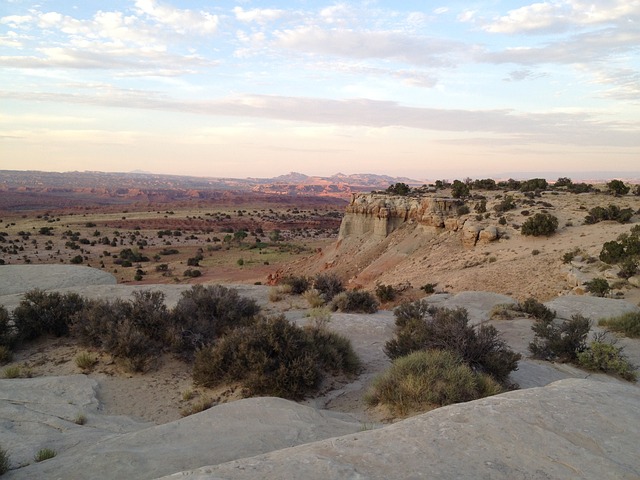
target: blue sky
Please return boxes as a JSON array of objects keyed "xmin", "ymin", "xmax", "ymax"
[{"xmin": 1, "ymin": 0, "xmax": 638, "ymax": 179}]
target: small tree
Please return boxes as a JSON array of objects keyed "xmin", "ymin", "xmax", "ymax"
[
  {"xmin": 451, "ymin": 180, "xmax": 470, "ymax": 199},
  {"xmin": 386, "ymin": 183, "xmax": 411, "ymax": 195},
  {"xmin": 607, "ymin": 179, "xmax": 630, "ymax": 196},
  {"xmin": 529, "ymin": 314, "xmax": 590, "ymax": 362},
  {"xmin": 521, "ymin": 213, "xmax": 558, "ymax": 236}
]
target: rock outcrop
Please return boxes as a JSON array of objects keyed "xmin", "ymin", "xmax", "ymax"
[{"xmin": 338, "ymin": 193, "xmax": 499, "ymax": 247}]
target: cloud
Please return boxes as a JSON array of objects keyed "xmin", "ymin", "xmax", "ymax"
[
  {"xmin": 480, "ymin": 26, "xmax": 640, "ymax": 65},
  {"xmin": 483, "ymin": 0, "xmax": 640, "ymax": 34},
  {"xmin": 233, "ymin": 7, "xmax": 285, "ymax": 24},
  {"xmin": 274, "ymin": 26, "xmax": 464, "ymax": 67},
  {"xmin": 503, "ymin": 69, "xmax": 549, "ymax": 81},
  {"xmin": 2, "ymin": 89, "xmax": 637, "ymax": 148},
  {"xmin": 134, "ymin": 0, "xmax": 219, "ymax": 35}
]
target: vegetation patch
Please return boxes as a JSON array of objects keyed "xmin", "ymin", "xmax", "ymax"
[
  {"xmin": 365, "ymin": 350, "xmax": 503, "ymax": 417},
  {"xmin": 0, "ymin": 446, "xmax": 9, "ymax": 475},
  {"xmin": 529, "ymin": 314, "xmax": 590, "ymax": 362},
  {"xmin": 34, "ymin": 448, "xmax": 56, "ymax": 462},
  {"xmin": 520, "ymin": 213, "xmax": 558, "ymax": 237},
  {"xmin": 577, "ymin": 339, "xmax": 637, "ymax": 382},
  {"xmin": 330, "ymin": 290, "xmax": 378, "ymax": 314},
  {"xmin": 193, "ymin": 315, "xmax": 359, "ymax": 400},
  {"xmin": 385, "ymin": 302, "xmax": 521, "ymax": 383},
  {"xmin": 598, "ymin": 312, "xmax": 640, "ymax": 338}
]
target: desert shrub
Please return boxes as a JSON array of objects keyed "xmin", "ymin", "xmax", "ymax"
[
  {"xmin": 451, "ymin": 180, "xmax": 470, "ymax": 199},
  {"xmin": 0, "ymin": 446, "xmax": 8, "ymax": 475},
  {"xmin": 375, "ymin": 284, "xmax": 397, "ymax": 302},
  {"xmin": 385, "ymin": 304, "xmax": 520, "ymax": 383},
  {"xmin": 585, "ymin": 278, "xmax": 610, "ymax": 297},
  {"xmin": 169, "ymin": 284, "xmax": 260, "ymax": 359},
  {"xmin": 0, "ymin": 306, "xmax": 16, "ymax": 349},
  {"xmin": 193, "ymin": 315, "xmax": 358, "ymax": 400},
  {"xmin": 520, "ymin": 178, "xmax": 548, "ymax": 192},
  {"xmin": 34, "ymin": 448, "xmax": 56, "ymax": 462},
  {"xmin": 607, "ymin": 179, "xmax": 629, "ymax": 196},
  {"xmin": 307, "ymin": 307, "xmax": 332, "ymax": 329},
  {"xmin": 181, "ymin": 397, "xmax": 214, "ymax": 417},
  {"xmin": 618, "ymin": 258, "xmax": 639, "ymax": 279},
  {"xmin": 303, "ymin": 288, "xmax": 325, "ymax": 308},
  {"xmin": 74, "ymin": 413, "xmax": 87, "ymax": 425},
  {"xmin": 577, "ymin": 339, "xmax": 637, "ymax": 381},
  {"xmin": 13, "ymin": 290, "xmax": 85, "ymax": 341},
  {"xmin": 420, "ymin": 283, "xmax": 437, "ymax": 294},
  {"xmin": 598, "ymin": 312, "xmax": 640, "ymax": 338},
  {"xmin": 70, "ymin": 255, "xmax": 83, "ymax": 264},
  {"xmin": 474, "ymin": 199, "xmax": 487, "ymax": 213},
  {"xmin": 72, "ymin": 291, "xmax": 170, "ymax": 372},
  {"xmin": 330, "ymin": 291, "xmax": 378, "ymax": 314},
  {"xmin": 313, "ymin": 273, "xmax": 345, "ymax": 302},
  {"xmin": 494, "ymin": 195, "xmax": 516, "ymax": 212},
  {"xmin": 0, "ymin": 347, "xmax": 11, "ymax": 365},
  {"xmin": 584, "ymin": 204, "xmax": 633, "ymax": 224},
  {"xmin": 75, "ymin": 351, "xmax": 97, "ymax": 370},
  {"xmin": 386, "ymin": 182, "xmax": 410, "ymax": 195},
  {"xmin": 365, "ymin": 350, "xmax": 503, "ymax": 416},
  {"xmin": 562, "ymin": 248, "xmax": 581, "ymax": 264},
  {"xmin": 268, "ymin": 287, "xmax": 283, "ymax": 302},
  {"xmin": 456, "ymin": 204, "xmax": 470, "ymax": 215},
  {"xmin": 529, "ymin": 314, "xmax": 590, "ymax": 362},
  {"xmin": 521, "ymin": 213, "xmax": 558, "ymax": 236},
  {"xmin": 280, "ymin": 275, "xmax": 311, "ymax": 295},
  {"xmin": 183, "ymin": 268, "xmax": 201, "ymax": 277},
  {"xmin": 2, "ymin": 365, "xmax": 22, "ymax": 379},
  {"xmin": 516, "ymin": 297, "xmax": 555, "ymax": 321}
]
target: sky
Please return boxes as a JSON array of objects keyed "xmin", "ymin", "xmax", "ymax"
[{"xmin": 0, "ymin": 0, "xmax": 639, "ymax": 180}]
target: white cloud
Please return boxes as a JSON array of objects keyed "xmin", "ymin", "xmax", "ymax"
[
  {"xmin": 233, "ymin": 7, "xmax": 285, "ymax": 24},
  {"xmin": 484, "ymin": 0, "xmax": 640, "ymax": 34},
  {"xmin": 2, "ymin": 90, "xmax": 637, "ymax": 148},
  {"xmin": 134, "ymin": 0, "xmax": 219, "ymax": 35},
  {"xmin": 274, "ymin": 26, "xmax": 463, "ymax": 67}
]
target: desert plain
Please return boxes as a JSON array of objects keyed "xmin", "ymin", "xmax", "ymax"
[{"xmin": 1, "ymin": 172, "xmax": 639, "ymax": 479}]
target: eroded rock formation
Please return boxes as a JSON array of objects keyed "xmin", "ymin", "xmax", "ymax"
[{"xmin": 338, "ymin": 193, "xmax": 497, "ymax": 247}]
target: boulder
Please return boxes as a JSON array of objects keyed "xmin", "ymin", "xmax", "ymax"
[{"xmin": 478, "ymin": 225, "xmax": 499, "ymax": 242}]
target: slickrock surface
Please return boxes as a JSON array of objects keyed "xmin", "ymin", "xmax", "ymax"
[
  {"xmin": 0, "ymin": 264, "xmax": 116, "ymax": 296},
  {"xmin": 161, "ymin": 379, "xmax": 640, "ymax": 480}
]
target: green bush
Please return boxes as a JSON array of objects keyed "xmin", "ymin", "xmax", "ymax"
[
  {"xmin": 375, "ymin": 284, "xmax": 397, "ymax": 302},
  {"xmin": 313, "ymin": 273, "xmax": 345, "ymax": 302},
  {"xmin": 577, "ymin": 340, "xmax": 637, "ymax": 381},
  {"xmin": 584, "ymin": 204, "xmax": 633, "ymax": 224},
  {"xmin": 34, "ymin": 448, "xmax": 56, "ymax": 462},
  {"xmin": 365, "ymin": 350, "xmax": 503, "ymax": 416},
  {"xmin": 0, "ymin": 306, "xmax": 16, "ymax": 349},
  {"xmin": 585, "ymin": 278, "xmax": 610, "ymax": 297},
  {"xmin": 520, "ymin": 213, "xmax": 558, "ymax": 236},
  {"xmin": 280, "ymin": 275, "xmax": 311, "ymax": 295},
  {"xmin": 72, "ymin": 291, "xmax": 170, "ymax": 372},
  {"xmin": 420, "ymin": 283, "xmax": 437, "ymax": 294},
  {"xmin": 494, "ymin": 195, "xmax": 516, "ymax": 212},
  {"xmin": 529, "ymin": 314, "xmax": 590, "ymax": 362},
  {"xmin": 330, "ymin": 290, "xmax": 378, "ymax": 314},
  {"xmin": 607, "ymin": 179, "xmax": 629, "ymax": 195},
  {"xmin": 451, "ymin": 180, "xmax": 470, "ymax": 199},
  {"xmin": 13, "ymin": 290, "xmax": 85, "ymax": 341},
  {"xmin": 385, "ymin": 304, "xmax": 520, "ymax": 383},
  {"xmin": 516, "ymin": 297, "xmax": 555, "ymax": 321},
  {"xmin": 169, "ymin": 284, "xmax": 260, "ymax": 359},
  {"xmin": 598, "ymin": 312, "xmax": 640, "ymax": 338},
  {"xmin": 193, "ymin": 315, "xmax": 358, "ymax": 400}
]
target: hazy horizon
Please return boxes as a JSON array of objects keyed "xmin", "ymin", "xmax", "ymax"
[{"xmin": 1, "ymin": 1, "xmax": 638, "ymax": 178}]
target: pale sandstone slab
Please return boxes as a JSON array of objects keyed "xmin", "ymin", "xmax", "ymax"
[{"xmin": 161, "ymin": 379, "xmax": 640, "ymax": 480}]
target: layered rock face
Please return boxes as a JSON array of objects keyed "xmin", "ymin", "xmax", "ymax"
[
  {"xmin": 338, "ymin": 193, "xmax": 496, "ymax": 247},
  {"xmin": 338, "ymin": 193, "xmax": 462, "ymax": 239}
]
